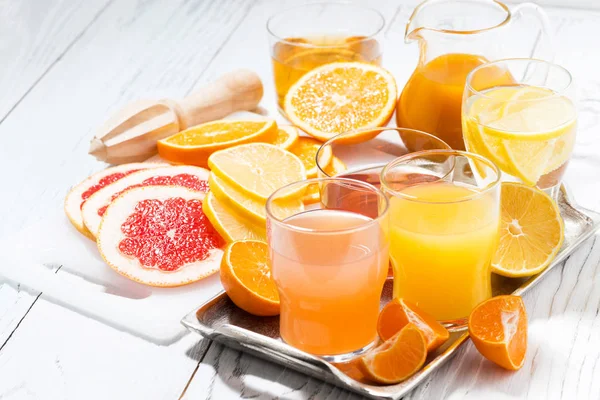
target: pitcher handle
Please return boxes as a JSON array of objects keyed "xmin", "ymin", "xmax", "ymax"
[{"xmin": 511, "ymin": 3, "xmax": 554, "ymax": 61}]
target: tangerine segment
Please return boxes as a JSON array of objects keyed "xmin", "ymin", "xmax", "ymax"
[
  {"xmin": 97, "ymin": 186, "xmax": 224, "ymax": 287},
  {"xmin": 377, "ymin": 298, "xmax": 449, "ymax": 352},
  {"xmin": 492, "ymin": 182, "xmax": 564, "ymax": 277},
  {"xmin": 220, "ymin": 240, "xmax": 280, "ymax": 316},
  {"xmin": 64, "ymin": 163, "xmax": 159, "ymax": 239},
  {"xmin": 202, "ymin": 192, "xmax": 266, "ymax": 243},
  {"xmin": 157, "ymin": 120, "xmax": 278, "ymax": 167},
  {"xmin": 208, "ymin": 143, "xmax": 306, "ymax": 201},
  {"xmin": 82, "ymin": 166, "xmax": 210, "ymax": 238},
  {"xmin": 468, "ymin": 295, "xmax": 528, "ymax": 371},
  {"xmin": 284, "ymin": 62, "xmax": 397, "ymax": 142},
  {"xmin": 358, "ymin": 324, "xmax": 427, "ymax": 384},
  {"xmin": 288, "ymin": 137, "xmax": 332, "ymax": 178},
  {"xmin": 271, "ymin": 125, "xmax": 299, "ymax": 150}
]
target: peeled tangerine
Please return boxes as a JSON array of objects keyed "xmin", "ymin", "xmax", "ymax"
[
  {"xmin": 64, "ymin": 163, "xmax": 162, "ymax": 239},
  {"xmin": 358, "ymin": 324, "xmax": 427, "ymax": 384},
  {"xmin": 97, "ymin": 186, "xmax": 224, "ymax": 287},
  {"xmin": 82, "ymin": 165, "xmax": 209, "ymax": 238},
  {"xmin": 468, "ymin": 295, "xmax": 528, "ymax": 370},
  {"xmin": 377, "ymin": 298, "xmax": 449, "ymax": 352}
]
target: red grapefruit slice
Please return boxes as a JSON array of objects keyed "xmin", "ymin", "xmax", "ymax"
[
  {"xmin": 82, "ymin": 165, "xmax": 209, "ymax": 237},
  {"xmin": 64, "ymin": 163, "xmax": 161, "ymax": 239},
  {"xmin": 97, "ymin": 186, "xmax": 224, "ymax": 287}
]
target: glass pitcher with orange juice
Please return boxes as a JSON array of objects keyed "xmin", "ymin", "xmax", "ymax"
[{"xmin": 396, "ymin": 0, "xmax": 553, "ymax": 150}]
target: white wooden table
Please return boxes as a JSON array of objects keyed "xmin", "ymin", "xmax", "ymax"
[{"xmin": 1, "ymin": 0, "xmax": 600, "ymax": 399}]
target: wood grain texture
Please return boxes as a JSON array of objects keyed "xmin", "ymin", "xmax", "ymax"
[
  {"xmin": 0, "ymin": 0, "xmax": 254, "ymax": 398},
  {"xmin": 0, "ymin": 1, "xmax": 600, "ymax": 400},
  {"xmin": 0, "ymin": 0, "xmax": 111, "ymax": 122}
]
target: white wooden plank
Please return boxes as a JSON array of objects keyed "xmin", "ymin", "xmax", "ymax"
[
  {"xmin": 182, "ymin": 342, "xmax": 365, "ymax": 400},
  {"xmin": 0, "ymin": 0, "xmax": 255, "ymax": 398},
  {"xmin": 0, "ymin": 0, "xmax": 110, "ymax": 121},
  {"xmin": 0, "ymin": 299, "xmax": 210, "ymax": 400},
  {"xmin": 0, "ymin": 0, "xmax": 109, "ymax": 350}
]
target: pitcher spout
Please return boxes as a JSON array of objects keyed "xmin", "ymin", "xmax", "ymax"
[
  {"xmin": 404, "ymin": 0, "xmax": 431, "ymax": 43},
  {"xmin": 404, "ymin": 0, "xmax": 512, "ymax": 43}
]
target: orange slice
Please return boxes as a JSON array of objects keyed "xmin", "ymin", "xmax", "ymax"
[
  {"xmin": 220, "ymin": 240, "xmax": 280, "ymax": 316},
  {"xmin": 469, "ymin": 295, "xmax": 528, "ymax": 370},
  {"xmin": 377, "ymin": 298, "xmax": 449, "ymax": 352},
  {"xmin": 493, "ymin": 182, "xmax": 564, "ymax": 277},
  {"xmin": 288, "ymin": 137, "xmax": 331, "ymax": 178},
  {"xmin": 272, "ymin": 125, "xmax": 299, "ymax": 150},
  {"xmin": 157, "ymin": 120, "xmax": 278, "ymax": 167},
  {"xmin": 358, "ymin": 324, "xmax": 427, "ymax": 384},
  {"xmin": 284, "ymin": 62, "xmax": 397, "ymax": 141},
  {"xmin": 323, "ymin": 156, "xmax": 347, "ymax": 176}
]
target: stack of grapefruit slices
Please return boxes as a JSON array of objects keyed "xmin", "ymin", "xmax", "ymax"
[{"xmin": 65, "ymin": 163, "xmax": 224, "ymax": 287}]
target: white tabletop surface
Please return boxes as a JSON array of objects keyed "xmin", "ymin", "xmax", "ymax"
[{"xmin": 1, "ymin": 0, "xmax": 600, "ymax": 399}]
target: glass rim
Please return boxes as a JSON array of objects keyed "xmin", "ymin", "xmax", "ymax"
[
  {"xmin": 265, "ymin": 177, "xmax": 389, "ymax": 235},
  {"xmin": 316, "ymin": 127, "xmax": 451, "ymax": 177},
  {"xmin": 266, "ymin": 1, "xmax": 385, "ymax": 49},
  {"xmin": 380, "ymin": 150, "xmax": 501, "ymax": 204},
  {"xmin": 406, "ymin": 0, "xmax": 510, "ymax": 39},
  {"xmin": 465, "ymin": 58, "xmax": 574, "ymax": 101}
]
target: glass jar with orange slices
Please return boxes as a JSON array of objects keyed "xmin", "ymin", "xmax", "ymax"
[{"xmin": 463, "ymin": 59, "xmax": 577, "ymax": 200}]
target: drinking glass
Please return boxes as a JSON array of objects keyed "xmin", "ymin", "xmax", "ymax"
[
  {"xmin": 267, "ymin": 2, "xmax": 384, "ymax": 112},
  {"xmin": 316, "ymin": 127, "xmax": 451, "ymax": 185},
  {"xmin": 463, "ymin": 58, "xmax": 576, "ymax": 199},
  {"xmin": 381, "ymin": 150, "xmax": 501, "ymax": 328},
  {"xmin": 266, "ymin": 178, "xmax": 389, "ymax": 361}
]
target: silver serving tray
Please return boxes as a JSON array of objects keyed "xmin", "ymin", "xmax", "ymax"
[{"xmin": 181, "ymin": 187, "xmax": 600, "ymax": 399}]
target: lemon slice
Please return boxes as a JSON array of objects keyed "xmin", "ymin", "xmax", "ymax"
[
  {"xmin": 202, "ymin": 192, "xmax": 266, "ymax": 242},
  {"xmin": 208, "ymin": 143, "xmax": 306, "ymax": 201},
  {"xmin": 208, "ymin": 173, "xmax": 303, "ymax": 225},
  {"xmin": 492, "ymin": 182, "xmax": 564, "ymax": 277}
]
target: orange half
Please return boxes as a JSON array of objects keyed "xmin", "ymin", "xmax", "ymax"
[
  {"xmin": 284, "ymin": 62, "xmax": 397, "ymax": 141},
  {"xmin": 220, "ymin": 240, "xmax": 280, "ymax": 316}
]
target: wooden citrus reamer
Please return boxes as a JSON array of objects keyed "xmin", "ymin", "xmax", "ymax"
[{"xmin": 89, "ymin": 69, "xmax": 264, "ymax": 164}]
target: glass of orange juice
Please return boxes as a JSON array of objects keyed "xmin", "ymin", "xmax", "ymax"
[
  {"xmin": 266, "ymin": 177, "xmax": 389, "ymax": 361},
  {"xmin": 463, "ymin": 58, "xmax": 577, "ymax": 199},
  {"xmin": 381, "ymin": 150, "xmax": 501, "ymax": 328},
  {"xmin": 267, "ymin": 3, "xmax": 384, "ymax": 112}
]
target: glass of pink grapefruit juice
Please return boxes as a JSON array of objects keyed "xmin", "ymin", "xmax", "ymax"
[{"xmin": 266, "ymin": 178, "xmax": 389, "ymax": 361}]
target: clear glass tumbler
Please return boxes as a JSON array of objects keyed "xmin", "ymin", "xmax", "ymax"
[
  {"xmin": 381, "ymin": 150, "xmax": 501, "ymax": 328},
  {"xmin": 316, "ymin": 127, "xmax": 451, "ymax": 186},
  {"xmin": 463, "ymin": 58, "xmax": 576, "ymax": 199},
  {"xmin": 266, "ymin": 178, "xmax": 389, "ymax": 361},
  {"xmin": 267, "ymin": 2, "xmax": 384, "ymax": 112}
]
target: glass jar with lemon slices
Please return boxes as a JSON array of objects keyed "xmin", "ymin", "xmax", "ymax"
[{"xmin": 462, "ymin": 59, "xmax": 576, "ymax": 199}]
